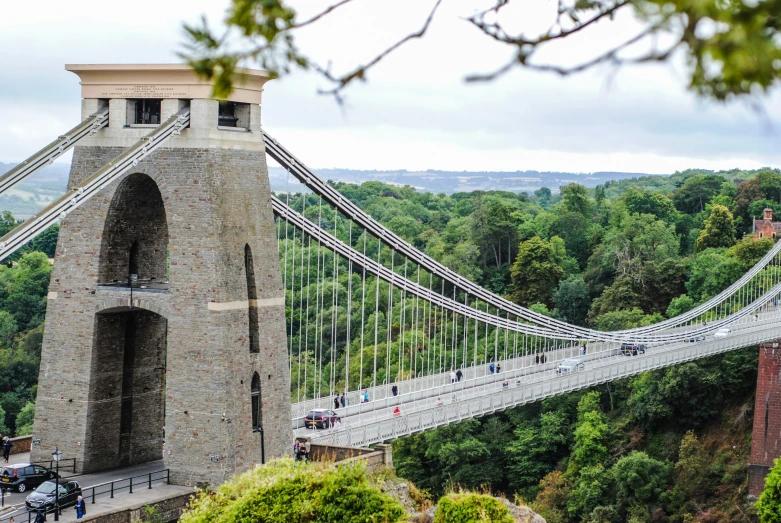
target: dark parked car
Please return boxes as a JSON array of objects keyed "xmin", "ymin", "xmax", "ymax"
[
  {"xmin": 305, "ymin": 409, "xmax": 340, "ymax": 429},
  {"xmin": 620, "ymin": 343, "xmax": 646, "ymax": 356},
  {"xmin": 26, "ymin": 480, "xmax": 81, "ymax": 512},
  {"xmin": 0, "ymin": 463, "xmax": 58, "ymax": 493}
]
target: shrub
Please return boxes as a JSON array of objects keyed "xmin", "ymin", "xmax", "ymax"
[
  {"xmin": 433, "ymin": 492, "xmax": 514, "ymax": 523},
  {"xmin": 179, "ymin": 457, "xmax": 405, "ymax": 523}
]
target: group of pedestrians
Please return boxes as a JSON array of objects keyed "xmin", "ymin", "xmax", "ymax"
[
  {"xmin": 333, "ymin": 393, "xmax": 348, "ymax": 409},
  {"xmin": 332, "ymin": 390, "xmax": 371, "ymax": 409},
  {"xmin": 534, "ymin": 352, "xmax": 547, "ymax": 365},
  {"xmin": 293, "ymin": 439, "xmax": 311, "ymax": 462},
  {"xmin": 449, "ymin": 369, "xmax": 464, "ymax": 383}
]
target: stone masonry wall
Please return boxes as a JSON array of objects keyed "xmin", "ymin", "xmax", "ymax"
[
  {"xmin": 749, "ymin": 339, "xmax": 781, "ymax": 498},
  {"xmin": 32, "ymin": 141, "xmax": 290, "ymax": 487}
]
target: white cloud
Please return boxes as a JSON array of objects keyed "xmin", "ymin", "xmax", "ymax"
[{"xmin": 1, "ymin": 0, "xmax": 779, "ymax": 175}]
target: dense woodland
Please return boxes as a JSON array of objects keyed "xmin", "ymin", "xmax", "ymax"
[
  {"xmin": 275, "ymin": 166, "xmax": 781, "ymax": 523},
  {"xmin": 0, "ymin": 166, "xmax": 779, "ymax": 520}
]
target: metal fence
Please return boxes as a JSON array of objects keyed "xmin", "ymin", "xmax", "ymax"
[
  {"xmin": 312, "ymin": 324, "xmax": 781, "ymax": 447},
  {"xmin": 0, "ymin": 469, "xmax": 169, "ymax": 522}
]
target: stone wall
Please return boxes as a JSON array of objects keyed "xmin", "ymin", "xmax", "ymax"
[
  {"xmin": 8, "ymin": 435, "xmax": 31, "ymax": 455},
  {"xmin": 749, "ymin": 339, "xmax": 781, "ymax": 498},
  {"xmin": 306, "ymin": 439, "xmax": 393, "ymax": 472},
  {"xmin": 32, "ymin": 113, "xmax": 290, "ymax": 487},
  {"xmin": 79, "ymin": 491, "xmax": 194, "ymax": 523}
]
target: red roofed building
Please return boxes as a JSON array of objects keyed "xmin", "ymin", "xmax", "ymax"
[{"xmin": 754, "ymin": 208, "xmax": 781, "ymax": 240}]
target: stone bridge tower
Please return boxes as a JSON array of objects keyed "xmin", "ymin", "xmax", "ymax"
[{"xmin": 30, "ymin": 64, "xmax": 290, "ymax": 486}]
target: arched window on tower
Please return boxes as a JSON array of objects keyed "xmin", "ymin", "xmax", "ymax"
[
  {"xmin": 251, "ymin": 372, "xmax": 262, "ymax": 431},
  {"xmin": 245, "ymin": 245, "xmax": 260, "ymax": 353}
]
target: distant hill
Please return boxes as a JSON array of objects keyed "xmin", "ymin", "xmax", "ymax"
[
  {"xmin": 267, "ymin": 167, "xmax": 656, "ymax": 194},
  {"xmin": 0, "ymin": 162, "xmax": 657, "ymax": 218},
  {"xmin": 0, "ymin": 163, "xmax": 70, "ymax": 219}
]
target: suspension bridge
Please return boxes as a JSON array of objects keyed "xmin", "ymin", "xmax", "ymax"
[{"xmin": 3, "ymin": 64, "xmax": 781, "ymax": 488}]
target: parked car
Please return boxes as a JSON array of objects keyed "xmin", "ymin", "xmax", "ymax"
[
  {"xmin": 556, "ymin": 358, "xmax": 585, "ymax": 374},
  {"xmin": 26, "ymin": 480, "xmax": 81, "ymax": 512},
  {"xmin": 305, "ymin": 409, "xmax": 340, "ymax": 429},
  {"xmin": 714, "ymin": 328, "xmax": 732, "ymax": 338},
  {"xmin": 620, "ymin": 343, "xmax": 646, "ymax": 356},
  {"xmin": 0, "ymin": 463, "xmax": 58, "ymax": 493}
]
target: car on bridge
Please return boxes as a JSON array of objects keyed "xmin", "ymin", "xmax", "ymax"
[
  {"xmin": 714, "ymin": 328, "xmax": 732, "ymax": 338},
  {"xmin": 305, "ymin": 409, "xmax": 341, "ymax": 429},
  {"xmin": 556, "ymin": 358, "xmax": 585, "ymax": 374},
  {"xmin": 25, "ymin": 480, "xmax": 81, "ymax": 513},
  {"xmin": 0, "ymin": 463, "xmax": 58, "ymax": 493},
  {"xmin": 620, "ymin": 343, "xmax": 646, "ymax": 356}
]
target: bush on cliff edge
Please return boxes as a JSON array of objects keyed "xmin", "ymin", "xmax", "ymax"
[{"xmin": 179, "ymin": 457, "xmax": 405, "ymax": 523}]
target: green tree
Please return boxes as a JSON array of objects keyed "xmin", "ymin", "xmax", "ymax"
[
  {"xmin": 29, "ymin": 224, "xmax": 59, "ymax": 259},
  {"xmin": 666, "ymin": 295, "xmax": 695, "ymax": 318},
  {"xmin": 561, "ymin": 183, "xmax": 591, "ymax": 216},
  {"xmin": 621, "ymin": 189, "xmax": 675, "ymax": 221},
  {"xmin": 5, "ymin": 252, "xmax": 52, "ymax": 329},
  {"xmin": 748, "ymin": 199, "xmax": 779, "ymax": 220},
  {"xmin": 571, "ymin": 392, "xmax": 609, "ymax": 471},
  {"xmin": 611, "ymin": 451, "xmax": 671, "ymax": 504},
  {"xmin": 686, "ymin": 248, "xmax": 744, "ymax": 301},
  {"xmin": 535, "ymin": 187, "xmax": 553, "ymax": 209},
  {"xmin": 553, "ymin": 276, "xmax": 591, "ymax": 326},
  {"xmin": 696, "ymin": 205, "xmax": 735, "ymax": 251},
  {"xmin": 568, "ymin": 465, "xmax": 612, "ymax": 518},
  {"xmin": 0, "ymin": 405, "xmax": 10, "ymax": 438},
  {"xmin": 728, "ymin": 236, "xmax": 774, "ymax": 267},
  {"xmin": 675, "ymin": 431, "xmax": 708, "ymax": 498},
  {"xmin": 14, "ymin": 402, "xmax": 34, "ymax": 436},
  {"xmin": 509, "ymin": 411, "xmax": 569, "ymax": 497},
  {"xmin": 672, "ymin": 175, "xmax": 725, "ymax": 214},
  {"xmin": 593, "ymin": 308, "xmax": 663, "ymax": 331},
  {"xmin": 510, "ymin": 237, "xmax": 566, "ymax": 307},
  {"xmin": 757, "ymin": 458, "xmax": 781, "ymax": 523},
  {"xmin": 0, "ymin": 312, "xmax": 18, "ymax": 347}
]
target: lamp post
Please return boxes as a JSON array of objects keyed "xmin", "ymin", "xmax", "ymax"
[{"xmin": 52, "ymin": 447, "xmax": 61, "ymax": 521}]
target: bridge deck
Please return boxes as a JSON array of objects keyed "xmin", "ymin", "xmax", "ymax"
[{"xmin": 301, "ymin": 319, "xmax": 780, "ymax": 447}]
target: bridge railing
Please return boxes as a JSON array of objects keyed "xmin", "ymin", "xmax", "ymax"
[
  {"xmin": 312, "ymin": 324, "xmax": 780, "ymax": 447},
  {"xmin": 0, "ymin": 469, "xmax": 170, "ymax": 522}
]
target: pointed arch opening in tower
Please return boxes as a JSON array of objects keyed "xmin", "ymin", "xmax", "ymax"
[
  {"xmin": 251, "ymin": 372, "xmax": 262, "ymax": 431},
  {"xmin": 98, "ymin": 172, "xmax": 168, "ymax": 289}
]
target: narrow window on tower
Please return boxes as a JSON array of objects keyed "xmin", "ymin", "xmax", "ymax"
[
  {"xmin": 245, "ymin": 245, "xmax": 260, "ymax": 353},
  {"xmin": 128, "ymin": 240, "xmax": 139, "ymax": 279},
  {"xmin": 765, "ymin": 400, "xmax": 770, "ymax": 439},
  {"xmin": 251, "ymin": 372, "xmax": 262, "ymax": 431}
]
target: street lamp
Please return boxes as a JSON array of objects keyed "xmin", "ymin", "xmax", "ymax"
[{"xmin": 51, "ymin": 447, "xmax": 62, "ymax": 521}]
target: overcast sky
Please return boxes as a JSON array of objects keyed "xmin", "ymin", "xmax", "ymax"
[{"xmin": 1, "ymin": 0, "xmax": 780, "ymax": 174}]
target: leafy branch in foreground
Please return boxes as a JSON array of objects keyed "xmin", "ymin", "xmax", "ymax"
[{"xmin": 182, "ymin": 0, "xmax": 781, "ymax": 102}]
